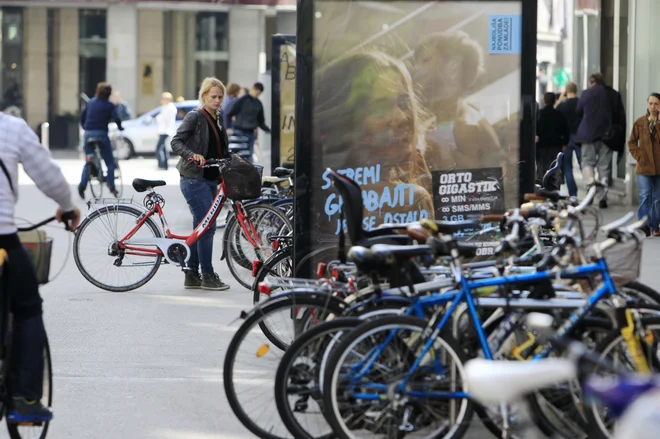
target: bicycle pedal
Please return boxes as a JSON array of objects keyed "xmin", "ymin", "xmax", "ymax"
[{"xmin": 113, "ymin": 258, "xmax": 123, "ymax": 267}]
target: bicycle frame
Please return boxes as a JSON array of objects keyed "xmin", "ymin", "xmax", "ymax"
[
  {"xmin": 118, "ymin": 180, "xmax": 263, "ymax": 258},
  {"xmin": 347, "ymin": 257, "xmax": 618, "ymax": 400}
]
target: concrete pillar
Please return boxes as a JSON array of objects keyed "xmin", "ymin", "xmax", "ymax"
[
  {"xmin": 276, "ymin": 11, "xmax": 296, "ymax": 35},
  {"xmin": 137, "ymin": 9, "xmax": 164, "ymax": 114},
  {"xmin": 228, "ymin": 8, "xmax": 265, "ymax": 86},
  {"xmin": 53, "ymin": 8, "xmax": 79, "ymax": 117},
  {"xmin": 170, "ymin": 11, "xmax": 186, "ymax": 100},
  {"xmin": 22, "ymin": 7, "xmax": 48, "ymax": 128},
  {"xmin": 107, "ymin": 3, "xmax": 138, "ymax": 115}
]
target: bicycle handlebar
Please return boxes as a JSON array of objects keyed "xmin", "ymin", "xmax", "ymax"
[
  {"xmin": 187, "ymin": 157, "xmax": 231, "ymax": 168},
  {"xmin": 17, "ymin": 210, "xmax": 76, "ymax": 232}
]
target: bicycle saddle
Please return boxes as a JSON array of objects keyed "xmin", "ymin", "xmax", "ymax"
[
  {"xmin": 282, "ymin": 162, "xmax": 294, "ymax": 170},
  {"xmin": 273, "ymin": 167, "xmax": 294, "ymax": 178},
  {"xmin": 86, "ymin": 137, "xmax": 105, "ymax": 145},
  {"xmin": 132, "ymin": 178, "xmax": 166, "ymax": 193}
]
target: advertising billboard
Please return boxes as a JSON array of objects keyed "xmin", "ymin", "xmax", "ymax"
[
  {"xmin": 271, "ymin": 35, "xmax": 296, "ymax": 171},
  {"xmin": 294, "ymin": 0, "xmax": 537, "ymax": 274}
]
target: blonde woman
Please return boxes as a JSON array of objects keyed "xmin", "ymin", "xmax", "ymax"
[
  {"xmin": 155, "ymin": 92, "xmax": 177, "ymax": 170},
  {"xmin": 171, "ymin": 77, "xmax": 230, "ymax": 290}
]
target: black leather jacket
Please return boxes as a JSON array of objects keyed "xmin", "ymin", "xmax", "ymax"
[{"xmin": 171, "ymin": 109, "xmax": 229, "ymax": 179}]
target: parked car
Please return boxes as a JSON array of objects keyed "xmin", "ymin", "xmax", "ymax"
[{"xmin": 107, "ymin": 100, "xmax": 197, "ymax": 160}]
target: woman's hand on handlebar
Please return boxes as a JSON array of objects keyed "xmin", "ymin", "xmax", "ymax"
[
  {"xmin": 190, "ymin": 154, "xmax": 206, "ymax": 167},
  {"xmin": 56, "ymin": 208, "xmax": 81, "ymax": 232}
]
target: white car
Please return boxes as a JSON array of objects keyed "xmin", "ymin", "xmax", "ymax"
[{"xmin": 108, "ymin": 100, "xmax": 197, "ymax": 160}]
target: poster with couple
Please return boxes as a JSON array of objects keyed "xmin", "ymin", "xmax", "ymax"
[{"xmin": 296, "ymin": 0, "xmax": 534, "ymax": 268}]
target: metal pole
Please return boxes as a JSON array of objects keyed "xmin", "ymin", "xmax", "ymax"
[{"xmin": 40, "ymin": 122, "xmax": 49, "ymax": 149}]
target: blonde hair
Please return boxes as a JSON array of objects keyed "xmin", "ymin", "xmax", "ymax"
[
  {"xmin": 198, "ymin": 77, "xmax": 226, "ymax": 113},
  {"xmin": 161, "ymin": 92, "xmax": 173, "ymax": 102}
]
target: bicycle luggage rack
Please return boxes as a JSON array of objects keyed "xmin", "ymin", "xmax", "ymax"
[{"xmin": 86, "ymin": 196, "xmax": 141, "ymax": 211}]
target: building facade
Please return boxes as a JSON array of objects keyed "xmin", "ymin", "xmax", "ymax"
[{"xmin": 0, "ymin": 0, "xmax": 296, "ymax": 135}]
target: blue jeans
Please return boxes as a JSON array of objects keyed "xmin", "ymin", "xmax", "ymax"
[
  {"xmin": 180, "ymin": 177, "xmax": 218, "ymax": 274},
  {"xmin": 562, "ymin": 135, "xmax": 582, "ymax": 197},
  {"xmin": 233, "ymin": 129, "xmax": 255, "ymax": 162},
  {"xmin": 80, "ymin": 130, "xmax": 116, "ymax": 191},
  {"xmin": 156, "ymin": 134, "xmax": 169, "ymax": 170},
  {"xmin": 637, "ymin": 175, "xmax": 660, "ymax": 231}
]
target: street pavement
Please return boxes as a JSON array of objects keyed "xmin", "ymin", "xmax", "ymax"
[{"xmin": 4, "ymin": 152, "xmax": 660, "ymax": 438}]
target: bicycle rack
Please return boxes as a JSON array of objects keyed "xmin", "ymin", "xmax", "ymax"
[{"xmin": 86, "ymin": 196, "xmax": 141, "ymax": 211}]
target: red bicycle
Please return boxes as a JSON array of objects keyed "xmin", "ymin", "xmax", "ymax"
[{"xmin": 72, "ymin": 158, "xmax": 292, "ymax": 292}]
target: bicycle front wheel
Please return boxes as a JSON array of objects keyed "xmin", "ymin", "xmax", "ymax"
[
  {"xmin": 73, "ymin": 205, "xmax": 163, "ymax": 292},
  {"xmin": 322, "ymin": 315, "xmax": 474, "ymax": 439},
  {"xmin": 7, "ymin": 337, "xmax": 52, "ymax": 439}
]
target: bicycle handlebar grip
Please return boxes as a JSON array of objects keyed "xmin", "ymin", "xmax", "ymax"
[
  {"xmin": 61, "ymin": 210, "xmax": 77, "ymax": 231},
  {"xmin": 481, "ymin": 215, "xmax": 503, "ymax": 223},
  {"xmin": 524, "ymin": 193, "xmax": 546, "ymax": 201}
]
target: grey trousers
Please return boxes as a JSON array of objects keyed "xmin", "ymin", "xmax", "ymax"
[{"xmin": 581, "ymin": 140, "xmax": 613, "ymax": 186}]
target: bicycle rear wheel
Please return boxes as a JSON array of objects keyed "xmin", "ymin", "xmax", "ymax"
[
  {"xmin": 87, "ymin": 158, "xmax": 102, "ymax": 199},
  {"xmin": 6, "ymin": 337, "xmax": 52, "ymax": 439}
]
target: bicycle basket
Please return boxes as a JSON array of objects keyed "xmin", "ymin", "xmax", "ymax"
[
  {"xmin": 222, "ymin": 154, "xmax": 263, "ymax": 201},
  {"xmin": 596, "ymin": 230, "xmax": 645, "ymax": 287},
  {"xmin": 18, "ymin": 229, "xmax": 53, "ymax": 286}
]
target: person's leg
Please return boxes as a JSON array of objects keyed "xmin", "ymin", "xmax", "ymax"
[
  {"xmin": 651, "ymin": 176, "xmax": 660, "ymax": 234},
  {"xmin": 595, "ymin": 141, "xmax": 614, "ymax": 186},
  {"xmin": 637, "ymin": 175, "xmax": 653, "ymax": 230},
  {"xmin": 4, "ymin": 239, "xmax": 51, "ymax": 420},
  {"xmin": 563, "ymin": 143, "xmax": 577, "ymax": 197},
  {"xmin": 156, "ymin": 135, "xmax": 168, "ymax": 169},
  {"xmin": 580, "ymin": 142, "xmax": 598, "ymax": 186},
  {"xmin": 78, "ymin": 133, "xmax": 94, "ymax": 196},
  {"xmin": 195, "ymin": 180, "xmax": 230, "ymax": 290},
  {"xmin": 246, "ymin": 132, "xmax": 256, "ymax": 162},
  {"xmin": 99, "ymin": 134, "xmax": 117, "ymax": 192},
  {"xmin": 180, "ymin": 177, "xmax": 204, "ymax": 288}
]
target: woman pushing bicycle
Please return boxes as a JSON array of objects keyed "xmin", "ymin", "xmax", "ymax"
[{"xmin": 170, "ymin": 77, "xmax": 232, "ymax": 291}]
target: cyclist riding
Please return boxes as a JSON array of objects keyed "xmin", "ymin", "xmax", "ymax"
[
  {"xmin": 78, "ymin": 81, "xmax": 124, "ymax": 199},
  {"xmin": 0, "ymin": 111, "xmax": 81, "ymax": 422}
]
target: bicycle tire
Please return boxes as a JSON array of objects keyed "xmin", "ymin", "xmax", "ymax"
[
  {"xmin": 582, "ymin": 317, "xmax": 660, "ymax": 439},
  {"xmin": 223, "ymin": 204, "xmax": 292, "ymax": 290},
  {"xmin": 252, "ymin": 247, "xmax": 293, "ymax": 305},
  {"xmin": 7, "ymin": 337, "xmax": 52, "ymax": 439},
  {"xmin": 73, "ymin": 205, "xmax": 163, "ymax": 292},
  {"xmin": 223, "ymin": 292, "xmax": 347, "ymax": 439},
  {"xmin": 275, "ymin": 318, "xmax": 361, "ymax": 439},
  {"xmin": 113, "ymin": 159, "xmax": 123, "ymax": 198},
  {"xmin": 322, "ymin": 315, "xmax": 474, "ymax": 439}
]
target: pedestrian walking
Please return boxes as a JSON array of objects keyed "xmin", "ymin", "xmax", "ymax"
[
  {"xmin": 536, "ymin": 92, "xmax": 569, "ymax": 183},
  {"xmin": 227, "ymin": 82, "xmax": 271, "ymax": 163},
  {"xmin": 628, "ymin": 93, "xmax": 660, "ymax": 236},
  {"xmin": 155, "ymin": 92, "xmax": 177, "ymax": 170},
  {"xmin": 555, "ymin": 82, "xmax": 582, "ymax": 197}
]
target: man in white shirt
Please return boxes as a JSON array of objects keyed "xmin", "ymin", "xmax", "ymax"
[
  {"xmin": 155, "ymin": 92, "xmax": 177, "ymax": 170},
  {"xmin": 0, "ymin": 112, "xmax": 80, "ymax": 422}
]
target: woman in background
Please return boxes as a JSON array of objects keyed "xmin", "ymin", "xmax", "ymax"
[{"xmin": 78, "ymin": 82, "xmax": 124, "ymax": 199}]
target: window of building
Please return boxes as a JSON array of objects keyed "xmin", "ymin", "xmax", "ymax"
[
  {"xmin": 79, "ymin": 9, "xmax": 107, "ymax": 101},
  {"xmin": 196, "ymin": 12, "xmax": 228, "ymax": 52},
  {"xmin": 0, "ymin": 7, "xmax": 24, "ymax": 113},
  {"xmin": 195, "ymin": 11, "xmax": 229, "ymax": 87}
]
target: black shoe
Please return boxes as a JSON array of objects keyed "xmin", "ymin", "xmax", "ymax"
[
  {"xmin": 201, "ymin": 273, "xmax": 230, "ymax": 291},
  {"xmin": 78, "ymin": 186, "xmax": 85, "ymax": 200},
  {"xmin": 184, "ymin": 271, "xmax": 202, "ymax": 289},
  {"xmin": 599, "ymin": 200, "xmax": 608, "ymax": 209},
  {"xmin": 8, "ymin": 397, "xmax": 52, "ymax": 423},
  {"xmin": 643, "ymin": 226, "xmax": 652, "ymax": 237}
]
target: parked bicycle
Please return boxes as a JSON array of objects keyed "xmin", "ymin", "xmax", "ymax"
[
  {"xmin": 83, "ymin": 137, "xmax": 123, "ymax": 199},
  {"xmin": 72, "ymin": 158, "xmax": 292, "ymax": 292}
]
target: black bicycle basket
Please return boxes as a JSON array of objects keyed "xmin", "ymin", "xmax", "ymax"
[{"xmin": 222, "ymin": 154, "xmax": 263, "ymax": 200}]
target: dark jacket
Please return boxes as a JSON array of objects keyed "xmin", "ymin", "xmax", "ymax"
[
  {"xmin": 222, "ymin": 96, "xmax": 235, "ymax": 130},
  {"xmin": 227, "ymin": 95, "xmax": 270, "ymax": 132},
  {"xmin": 575, "ymin": 84, "xmax": 612, "ymax": 143},
  {"xmin": 555, "ymin": 97, "xmax": 580, "ymax": 135},
  {"xmin": 171, "ymin": 109, "xmax": 229, "ymax": 179},
  {"xmin": 80, "ymin": 98, "xmax": 123, "ymax": 131},
  {"xmin": 536, "ymin": 105, "xmax": 569, "ymax": 148}
]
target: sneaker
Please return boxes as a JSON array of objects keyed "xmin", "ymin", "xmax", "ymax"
[
  {"xmin": 599, "ymin": 199, "xmax": 608, "ymax": 209},
  {"xmin": 78, "ymin": 186, "xmax": 85, "ymax": 200},
  {"xmin": 184, "ymin": 271, "xmax": 202, "ymax": 289},
  {"xmin": 110, "ymin": 188, "xmax": 119, "ymax": 198},
  {"xmin": 201, "ymin": 273, "xmax": 230, "ymax": 291},
  {"xmin": 8, "ymin": 397, "xmax": 52, "ymax": 423},
  {"xmin": 653, "ymin": 230, "xmax": 660, "ymax": 237}
]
